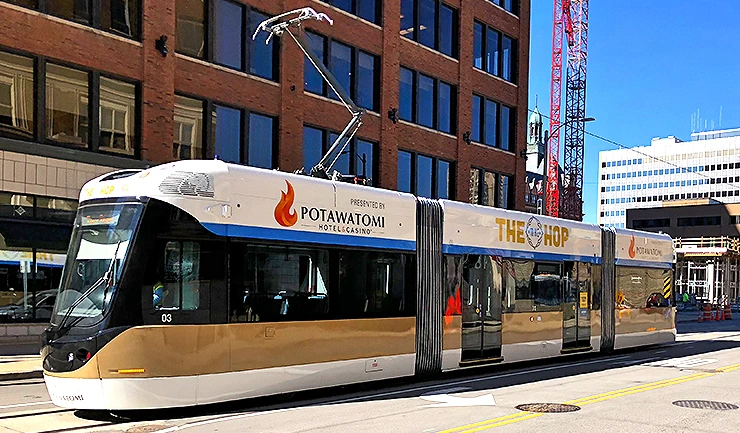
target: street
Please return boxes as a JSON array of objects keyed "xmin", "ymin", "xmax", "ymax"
[{"xmin": 1, "ymin": 319, "xmax": 739, "ymax": 433}]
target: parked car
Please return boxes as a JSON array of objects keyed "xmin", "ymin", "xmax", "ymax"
[{"xmin": 0, "ymin": 290, "xmax": 56, "ymax": 323}]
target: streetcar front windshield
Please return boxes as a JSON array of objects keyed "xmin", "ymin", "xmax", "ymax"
[{"xmin": 51, "ymin": 203, "xmax": 144, "ymax": 327}]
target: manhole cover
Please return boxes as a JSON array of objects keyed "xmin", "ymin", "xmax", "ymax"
[
  {"xmin": 515, "ymin": 403, "xmax": 581, "ymax": 413},
  {"xmin": 673, "ymin": 400, "xmax": 739, "ymax": 411}
]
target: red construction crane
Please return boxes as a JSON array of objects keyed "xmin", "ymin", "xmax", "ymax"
[{"xmin": 546, "ymin": 0, "xmax": 589, "ymax": 220}]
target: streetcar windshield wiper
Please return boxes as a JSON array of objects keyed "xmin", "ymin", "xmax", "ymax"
[{"xmin": 56, "ymin": 240, "xmax": 122, "ymax": 333}]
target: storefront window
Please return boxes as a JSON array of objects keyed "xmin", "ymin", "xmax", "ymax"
[{"xmin": 0, "ymin": 249, "xmax": 66, "ymax": 323}]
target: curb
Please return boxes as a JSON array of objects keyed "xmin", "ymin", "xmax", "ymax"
[{"xmin": 0, "ymin": 371, "xmax": 43, "ymax": 381}]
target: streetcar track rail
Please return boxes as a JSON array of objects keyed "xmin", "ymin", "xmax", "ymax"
[
  {"xmin": 0, "ymin": 408, "xmax": 72, "ymax": 421},
  {"xmin": 30, "ymin": 422, "xmax": 118, "ymax": 433},
  {"xmin": 0, "ymin": 380, "xmax": 46, "ymax": 388}
]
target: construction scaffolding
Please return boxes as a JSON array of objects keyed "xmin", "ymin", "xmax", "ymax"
[{"xmin": 674, "ymin": 237, "xmax": 740, "ymax": 304}]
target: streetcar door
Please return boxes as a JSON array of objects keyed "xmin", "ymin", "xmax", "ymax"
[
  {"xmin": 461, "ymin": 255, "xmax": 502, "ymax": 362},
  {"xmin": 562, "ymin": 262, "xmax": 592, "ymax": 352}
]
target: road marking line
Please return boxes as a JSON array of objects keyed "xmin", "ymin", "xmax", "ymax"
[
  {"xmin": 0, "ymin": 401, "xmax": 54, "ymax": 410},
  {"xmin": 437, "ymin": 412, "xmax": 537, "ymax": 433},
  {"xmin": 440, "ymin": 361, "xmax": 740, "ymax": 432},
  {"xmin": 460, "ymin": 413, "xmax": 543, "ymax": 433},
  {"xmin": 565, "ymin": 373, "xmax": 708, "ymax": 405},
  {"xmin": 566, "ymin": 374, "xmax": 713, "ymax": 407},
  {"xmin": 718, "ymin": 363, "xmax": 740, "ymax": 373}
]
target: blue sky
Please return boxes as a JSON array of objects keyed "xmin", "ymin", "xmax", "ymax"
[{"xmin": 528, "ymin": 1, "xmax": 740, "ymax": 223}]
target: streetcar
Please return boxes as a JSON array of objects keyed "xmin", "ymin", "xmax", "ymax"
[{"xmin": 41, "ymin": 160, "xmax": 675, "ymax": 410}]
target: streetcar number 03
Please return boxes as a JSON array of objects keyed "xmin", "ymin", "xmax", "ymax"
[{"xmin": 161, "ymin": 313, "xmax": 172, "ymax": 323}]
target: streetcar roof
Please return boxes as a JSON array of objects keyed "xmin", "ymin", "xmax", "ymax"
[
  {"xmin": 80, "ymin": 160, "xmax": 418, "ymax": 251},
  {"xmin": 78, "ymin": 161, "xmax": 673, "ymax": 267}
]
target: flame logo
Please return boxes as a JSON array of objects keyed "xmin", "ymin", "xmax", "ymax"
[
  {"xmin": 628, "ymin": 235, "xmax": 636, "ymax": 258},
  {"xmin": 274, "ymin": 181, "xmax": 298, "ymax": 227}
]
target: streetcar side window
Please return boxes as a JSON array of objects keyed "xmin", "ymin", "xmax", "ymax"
[
  {"xmin": 229, "ymin": 244, "xmax": 330, "ymax": 322},
  {"xmin": 591, "ymin": 264, "xmax": 602, "ymax": 310},
  {"xmin": 337, "ymin": 251, "xmax": 411, "ymax": 318},
  {"xmin": 502, "ymin": 259, "xmax": 562, "ymax": 313},
  {"xmin": 616, "ymin": 266, "xmax": 672, "ymax": 309},
  {"xmin": 149, "ymin": 240, "xmax": 220, "ymax": 314}
]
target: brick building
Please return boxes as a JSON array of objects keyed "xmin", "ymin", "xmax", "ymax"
[{"xmin": 0, "ymin": 0, "xmax": 529, "ymax": 322}]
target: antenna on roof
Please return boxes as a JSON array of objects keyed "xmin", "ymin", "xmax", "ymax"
[
  {"xmin": 719, "ymin": 105, "xmax": 723, "ymax": 128},
  {"xmin": 253, "ymin": 8, "xmax": 364, "ymax": 181}
]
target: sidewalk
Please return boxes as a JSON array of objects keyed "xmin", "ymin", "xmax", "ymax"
[{"xmin": 0, "ymin": 355, "xmax": 43, "ymax": 381}]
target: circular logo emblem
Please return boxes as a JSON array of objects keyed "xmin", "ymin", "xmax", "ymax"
[{"xmin": 525, "ymin": 216, "xmax": 544, "ymax": 250}]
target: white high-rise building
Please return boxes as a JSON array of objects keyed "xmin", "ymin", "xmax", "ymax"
[{"xmin": 598, "ymin": 128, "xmax": 740, "ymax": 228}]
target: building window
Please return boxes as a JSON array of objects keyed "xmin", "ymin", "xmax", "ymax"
[
  {"xmin": 175, "ymin": 0, "xmax": 205, "ymax": 58},
  {"xmin": 400, "ymin": 0, "xmax": 415, "ymax": 40},
  {"xmin": 676, "ymin": 216, "xmax": 721, "ymax": 227},
  {"xmin": 417, "ymin": 74, "xmax": 434, "ymax": 128},
  {"xmin": 302, "ymin": 125, "xmax": 377, "ymax": 185},
  {"xmin": 356, "ymin": 52, "xmax": 378, "ymax": 113},
  {"xmin": 211, "ymin": 104, "xmax": 241, "ymax": 164},
  {"xmin": 45, "ymin": 64, "xmax": 89, "ymax": 147},
  {"xmin": 0, "ymin": 51, "xmax": 34, "ymax": 140},
  {"xmin": 177, "ymin": 95, "xmax": 276, "ymax": 167},
  {"xmin": 484, "ymin": 99, "xmax": 496, "ymax": 146},
  {"xmin": 2, "ymin": 50, "xmax": 141, "ymax": 155},
  {"xmin": 490, "ymin": 0, "xmax": 519, "ymax": 15},
  {"xmin": 500, "ymin": 105, "xmax": 513, "ymax": 151},
  {"xmin": 101, "ymin": 0, "xmax": 139, "ymax": 38},
  {"xmin": 248, "ymin": 113, "xmax": 275, "ymax": 169},
  {"xmin": 437, "ymin": 81, "xmax": 452, "ymax": 134},
  {"xmin": 397, "ymin": 150, "xmax": 453, "ymax": 198},
  {"xmin": 400, "ymin": 0, "xmax": 459, "ymax": 58},
  {"xmin": 399, "ymin": 67, "xmax": 457, "ymax": 134},
  {"xmin": 99, "ymin": 77, "xmax": 136, "ymax": 155},
  {"xmin": 322, "ymin": 0, "xmax": 380, "ymax": 24},
  {"xmin": 8, "ymin": 0, "xmax": 141, "ymax": 39},
  {"xmin": 471, "ymin": 94, "xmax": 514, "ymax": 151},
  {"xmin": 175, "ymin": 2, "xmax": 279, "ymax": 81},
  {"xmin": 470, "ymin": 167, "xmax": 514, "ymax": 209},
  {"xmin": 47, "ymin": 0, "xmax": 91, "ymax": 24},
  {"xmin": 303, "ymin": 32, "xmax": 379, "ymax": 112},
  {"xmin": 214, "ymin": 0, "xmax": 244, "ymax": 70},
  {"xmin": 416, "ymin": 154, "xmax": 433, "ymax": 197},
  {"xmin": 329, "ymin": 40, "xmax": 352, "ymax": 103},
  {"xmin": 4, "ymin": 0, "xmax": 37, "ymax": 7},
  {"xmin": 398, "ymin": 150, "xmax": 412, "ymax": 192},
  {"xmin": 355, "ymin": 138, "xmax": 374, "ymax": 179},
  {"xmin": 471, "ymin": 95, "xmax": 481, "ymax": 142},
  {"xmin": 473, "ymin": 21, "xmax": 517, "ymax": 83},
  {"xmin": 304, "ymin": 32, "xmax": 326, "ymax": 94},
  {"xmin": 173, "ymin": 95, "xmax": 204, "ymax": 160},
  {"xmin": 399, "ymin": 68, "xmax": 414, "ymax": 122}
]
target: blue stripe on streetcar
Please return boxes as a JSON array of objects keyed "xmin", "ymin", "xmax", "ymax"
[
  {"xmin": 201, "ymin": 223, "xmax": 417, "ymax": 251},
  {"xmin": 442, "ymin": 244, "xmax": 602, "ymax": 264},
  {"xmin": 615, "ymin": 258, "xmax": 672, "ymax": 269}
]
